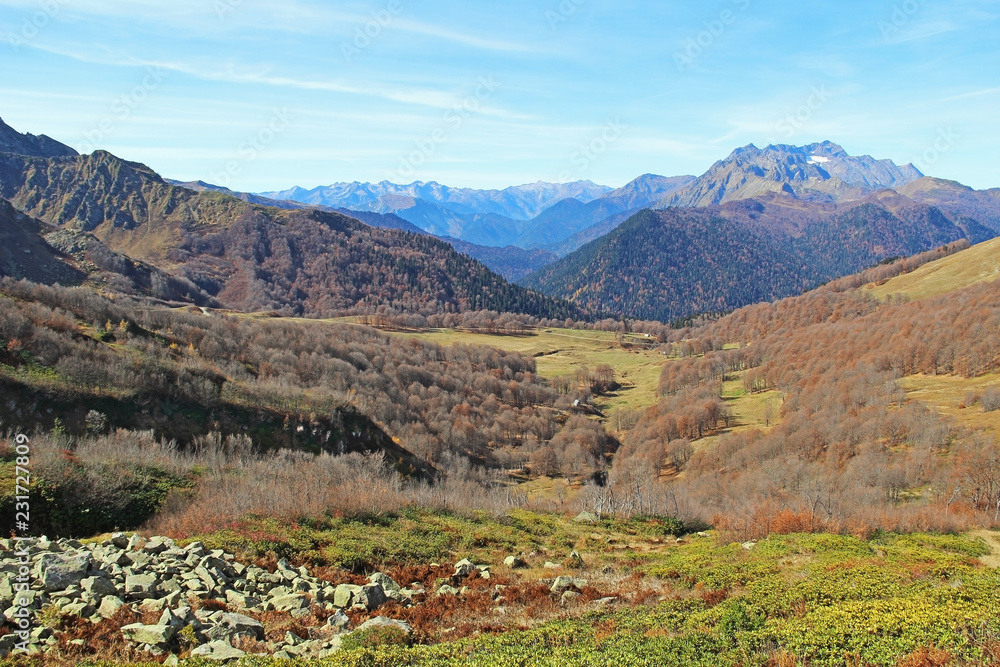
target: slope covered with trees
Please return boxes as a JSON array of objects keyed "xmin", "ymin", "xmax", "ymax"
[
  {"xmin": 0, "ymin": 149, "xmax": 582, "ymax": 319},
  {"xmin": 524, "ymin": 195, "xmax": 994, "ymax": 321}
]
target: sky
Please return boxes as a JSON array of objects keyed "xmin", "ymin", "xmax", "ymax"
[{"xmin": 1, "ymin": 0, "xmax": 998, "ymax": 192}]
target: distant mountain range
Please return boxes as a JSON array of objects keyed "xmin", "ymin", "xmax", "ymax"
[
  {"xmin": 4, "ymin": 113, "xmax": 999, "ymax": 325},
  {"xmin": 260, "ymin": 180, "xmax": 613, "ymax": 220}
]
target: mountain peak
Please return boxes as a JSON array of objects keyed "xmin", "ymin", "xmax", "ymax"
[
  {"xmin": 0, "ymin": 117, "xmax": 78, "ymax": 159},
  {"xmin": 660, "ymin": 141, "xmax": 924, "ymax": 209}
]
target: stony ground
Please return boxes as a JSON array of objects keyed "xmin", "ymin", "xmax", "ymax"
[{"xmin": 0, "ymin": 533, "xmax": 595, "ymax": 663}]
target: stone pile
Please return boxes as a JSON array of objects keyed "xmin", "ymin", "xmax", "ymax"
[{"xmin": 0, "ymin": 534, "xmax": 422, "ymax": 662}]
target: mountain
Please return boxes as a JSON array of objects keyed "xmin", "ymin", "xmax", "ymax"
[
  {"xmin": 658, "ymin": 141, "xmax": 923, "ymax": 208},
  {"xmin": 897, "ymin": 177, "xmax": 1000, "ymax": 232},
  {"xmin": 0, "ymin": 140, "xmax": 583, "ymax": 320},
  {"xmin": 442, "ymin": 239, "xmax": 558, "ymax": 282},
  {"xmin": 0, "ymin": 197, "xmax": 215, "ymax": 303},
  {"xmin": 523, "ymin": 192, "xmax": 994, "ymax": 322},
  {"xmin": 166, "ymin": 179, "xmax": 308, "ymax": 210},
  {"xmin": 260, "ymin": 179, "xmax": 613, "ymax": 221},
  {"xmin": 0, "ymin": 116, "xmax": 78, "ymax": 159},
  {"xmin": 514, "ymin": 174, "xmax": 696, "ymax": 252}
]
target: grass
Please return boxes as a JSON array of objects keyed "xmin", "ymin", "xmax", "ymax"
[
  {"xmin": 694, "ymin": 373, "xmax": 784, "ymax": 453},
  {"xmin": 14, "ymin": 516, "xmax": 1000, "ymax": 667},
  {"xmin": 391, "ymin": 327, "xmax": 673, "ymax": 414},
  {"xmin": 868, "ymin": 237, "xmax": 1000, "ymax": 301},
  {"xmin": 900, "ymin": 373, "xmax": 1000, "ymax": 434}
]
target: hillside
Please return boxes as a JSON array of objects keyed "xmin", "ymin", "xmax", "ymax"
[
  {"xmin": 0, "ymin": 147, "xmax": 582, "ymax": 320},
  {"xmin": 524, "ymin": 194, "xmax": 995, "ymax": 321},
  {"xmin": 869, "ymin": 235, "xmax": 1000, "ymax": 300}
]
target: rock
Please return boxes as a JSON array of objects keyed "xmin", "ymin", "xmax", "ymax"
[
  {"xmin": 124, "ymin": 573, "xmax": 158, "ymax": 599},
  {"xmin": 0, "ymin": 634, "xmax": 20, "ymax": 658},
  {"xmin": 436, "ymin": 584, "xmax": 460, "ymax": 596},
  {"xmin": 362, "ymin": 583, "xmax": 387, "ymax": 611},
  {"xmin": 566, "ymin": 550, "xmax": 584, "ymax": 568},
  {"xmin": 355, "ymin": 616, "xmax": 414, "ymax": 635},
  {"xmin": 368, "ymin": 572, "xmax": 401, "ymax": 594},
  {"xmin": 121, "ymin": 623, "xmax": 176, "ymax": 647},
  {"xmin": 60, "ymin": 602, "xmax": 95, "ymax": 617},
  {"xmin": 36, "ymin": 554, "xmax": 92, "ymax": 591},
  {"xmin": 110, "ymin": 533, "xmax": 129, "ymax": 549},
  {"xmin": 551, "ymin": 576, "xmax": 574, "ymax": 593},
  {"xmin": 270, "ymin": 593, "xmax": 309, "ymax": 612},
  {"xmin": 225, "ymin": 590, "xmax": 260, "ymax": 609},
  {"xmin": 453, "ymin": 559, "xmax": 476, "ymax": 578},
  {"xmin": 742, "ymin": 542, "xmax": 757, "ymax": 551},
  {"xmin": 190, "ymin": 640, "xmax": 246, "ymax": 662},
  {"xmin": 598, "ymin": 596, "xmax": 618, "ymax": 606},
  {"xmin": 81, "ymin": 576, "xmax": 118, "ymax": 597},
  {"xmin": 561, "ymin": 590, "xmax": 580, "ymax": 604},
  {"xmin": 126, "ymin": 534, "xmax": 147, "ymax": 551},
  {"xmin": 503, "ymin": 556, "xmax": 527, "ymax": 569},
  {"xmin": 97, "ymin": 596, "xmax": 125, "ymax": 618},
  {"xmin": 333, "ymin": 584, "xmax": 362, "ymax": 609},
  {"xmin": 327, "ymin": 609, "xmax": 350, "ymax": 633},
  {"xmin": 574, "ymin": 512, "xmax": 599, "ymax": 524},
  {"xmin": 219, "ymin": 612, "xmax": 265, "ymax": 640},
  {"xmin": 164, "ymin": 655, "xmax": 180, "ymax": 666},
  {"xmin": 543, "ymin": 562, "xmax": 560, "ymax": 569}
]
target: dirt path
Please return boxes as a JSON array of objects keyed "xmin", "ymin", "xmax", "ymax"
[{"xmin": 970, "ymin": 530, "xmax": 1000, "ymax": 568}]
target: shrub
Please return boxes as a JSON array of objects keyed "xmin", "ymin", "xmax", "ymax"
[
  {"xmin": 341, "ymin": 625, "xmax": 414, "ymax": 651},
  {"xmin": 981, "ymin": 386, "xmax": 1000, "ymax": 412}
]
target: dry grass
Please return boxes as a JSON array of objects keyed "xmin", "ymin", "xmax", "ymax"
[
  {"xmin": 389, "ymin": 327, "xmax": 673, "ymax": 414},
  {"xmin": 868, "ymin": 237, "xmax": 1000, "ymax": 302},
  {"xmin": 900, "ymin": 373, "xmax": 1000, "ymax": 434}
]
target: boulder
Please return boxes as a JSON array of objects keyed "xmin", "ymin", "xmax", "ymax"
[
  {"xmin": 270, "ymin": 593, "xmax": 309, "ymax": 613},
  {"xmin": 190, "ymin": 640, "xmax": 246, "ymax": 662},
  {"xmin": 551, "ymin": 576, "xmax": 575, "ymax": 593},
  {"xmin": 333, "ymin": 584, "xmax": 362, "ymax": 609},
  {"xmin": 81, "ymin": 576, "xmax": 118, "ymax": 597},
  {"xmin": 36, "ymin": 554, "xmax": 92, "ymax": 591},
  {"xmin": 121, "ymin": 623, "xmax": 176, "ymax": 647},
  {"xmin": 124, "ymin": 573, "xmax": 159, "ymax": 598},
  {"xmin": 218, "ymin": 612, "xmax": 265, "ymax": 640},
  {"xmin": 453, "ymin": 559, "xmax": 476, "ymax": 578},
  {"xmin": 355, "ymin": 616, "xmax": 414, "ymax": 635},
  {"xmin": 503, "ymin": 556, "xmax": 527, "ymax": 569},
  {"xmin": 97, "ymin": 596, "xmax": 125, "ymax": 618}
]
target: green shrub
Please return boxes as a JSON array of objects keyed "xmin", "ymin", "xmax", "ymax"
[{"xmin": 341, "ymin": 626, "xmax": 414, "ymax": 651}]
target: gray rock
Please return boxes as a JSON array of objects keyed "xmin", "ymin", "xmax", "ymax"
[
  {"xmin": 355, "ymin": 616, "xmax": 414, "ymax": 635},
  {"xmin": 327, "ymin": 609, "xmax": 350, "ymax": 633},
  {"xmin": 36, "ymin": 554, "xmax": 92, "ymax": 591},
  {"xmin": 190, "ymin": 640, "xmax": 246, "ymax": 662},
  {"xmin": 368, "ymin": 572, "xmax": 401, "ymax": 594},
  {"xmin": 110, "ymin": 533, "xmax": 129, "ymax": 549},
  {"xmin": 436, "ymin": 584, "xmax": 460, "ymax": 596},
  {"xmin": 97, "ymin": 596, "xmax": 125, "ymax": 618},
  {"xmin": 333, "ymin": 584, "xmax": 362, "ymax": 609},
  {"xmin": 219, "ymin": 612, "xmax": 265, "ymax": 640},
  {"xmin": 504, "ymin": 556, "xmax": 528, "ymax": 569},
  {"xmin": 81, "ymin": 576, "xmax": 117, "ymax": 597},
  {"xmin": 270, "ymin": 593, "xmax": 308, "ymax": 612},
  {"xmin": 121, "ymin": 623, "xmax": 176, "ymax": 646},
  {"xmin": 453, "ymin": 559, "xmax": 476, "ymax": 578},
  {"xmin": 124, "ymin": 573, "xmax": 158, "ymax": 598},
  {"xmin": 362, "ymin": 583, "xmax": 387, "ymax": 611},
  {"xmin": 551, "ymin": 576, "xmax": 575, "ymax": 593}
]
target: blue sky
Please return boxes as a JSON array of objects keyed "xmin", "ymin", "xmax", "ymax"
[{"xmin": 1, "ymin": 0, "xmax": 998, "ymax": 191}]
